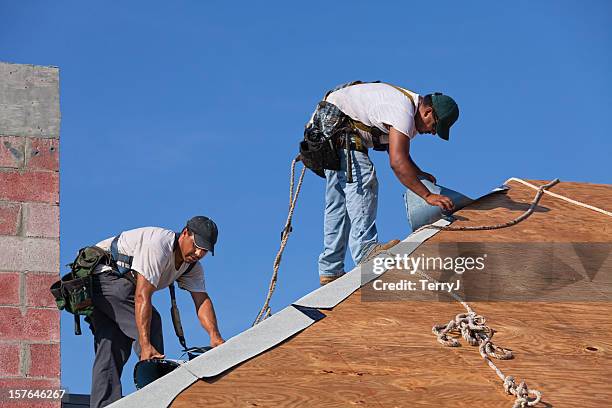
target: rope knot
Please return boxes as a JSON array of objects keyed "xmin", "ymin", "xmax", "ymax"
[
  {"xmin": 433, "ymin": 305, "xmax": 541, "ymax": 407},
  {"xmin": 504, "ymin": 376, "xmax": 542, "ymax": 407},
  {"xmin": 503, "ymin": 376, "xmax": 516, "ymax": 394}
]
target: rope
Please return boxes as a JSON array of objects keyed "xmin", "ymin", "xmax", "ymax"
[
  {"xmin": 427, "ymin": 177, "xmax": 610, "ymax": 405},
  {"xmin": 407, "ymin": 178, "xmax": 581, "ymax": 406},
  {"xmin": 415, "ymin": 178, "xmax": 560, "ymax": 233},
  {"xmin": 505, "ymin": 177, "xmax": 612, "ymax": 217},
  {"xmin": 416, "ymin": 268, "xmax": 543, "ymax": 407},
  {"xmin": 253, "ymin": 158, "xmax": 306, "ymax": 325}
]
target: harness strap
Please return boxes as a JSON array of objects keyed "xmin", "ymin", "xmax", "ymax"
[
  {"xmin": 169, "ymin": 232, "xmax": 198, "ymax": 353},
  {"xmin": 383, "ymin": 82, "xmax": 417, "ymax": 108},
  {"xmin": 169, "ymin": 283, "xmax": 187, "ymax": 350},
  {"xmin": 169, "ymin": 262, "xmax": 197, "ymax": 354},
  {"xmin": 110, "ymin": 235, "xmax": 134, "ymax": 275}
]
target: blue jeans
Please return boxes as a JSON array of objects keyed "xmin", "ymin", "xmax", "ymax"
[{"xmin": 318, "ymin": 149, "xmax": 378, "ymax": 276}]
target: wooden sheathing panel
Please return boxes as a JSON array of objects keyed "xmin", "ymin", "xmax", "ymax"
[
  {"xmin": 431, "ymin": 179, "xmax": 612, "ymax": 243},
  {"xmin": 452, "ymin": 301, "xmax": 612, "ymax": 406},
  {"xmin": 172, "ymin": 180, "xmax": 612, "ymax": 408},
  {"xmin": 173, "ymin": 296, "xmax": 515, "ymax": 407}
]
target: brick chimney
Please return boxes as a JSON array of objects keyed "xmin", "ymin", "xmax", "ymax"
[{"xmin": 0, "ymin": 62, "xmax": 61, "ymax": 407}]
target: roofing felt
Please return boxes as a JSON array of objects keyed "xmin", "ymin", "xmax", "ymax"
[{"xmin": 113, "ymin": 179, "xmax": 612, "ymax": 407}]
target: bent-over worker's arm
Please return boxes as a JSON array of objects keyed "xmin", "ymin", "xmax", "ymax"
[
  {"xmin": 135, "ymin": 273, "xmax": 165, "ymax": 360},
  {"xmin": 408, "ymin": 155, "xmax": 423, "ymax": 174},
  {"xmin": 408, "ymin": 155, "xmax": 437, "ymax": 184},
  {"xmin": 388, "ymin": 127, "xmax": 453, "ymax": 211},
  {"xmin": 191, "ymin": 291, "xmax": 224, "ymax": 347}
]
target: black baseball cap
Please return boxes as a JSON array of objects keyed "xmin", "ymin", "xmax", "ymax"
[{"xmin": 186, "ymin": 216, "xmax": 218, "ymax": 255}]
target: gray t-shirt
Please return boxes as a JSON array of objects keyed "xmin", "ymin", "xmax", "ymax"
[{"xmin": 95, "ymin": 227, "xmax": 206, "ymax": 292}]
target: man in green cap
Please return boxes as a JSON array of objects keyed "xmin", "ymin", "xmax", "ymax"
[{"xmin": 310, "ymin": 81, "xmax": 459, "ymax": 285}]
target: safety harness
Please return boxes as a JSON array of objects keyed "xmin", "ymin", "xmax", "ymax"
[{"xmin": 110, "ymin": 235, "xmax": 134, "ymax": 275}]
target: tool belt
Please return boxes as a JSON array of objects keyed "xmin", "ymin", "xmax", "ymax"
[
  {"xmin": 336, "ymin": 135, "xmax": 368, "ymax": 154},
  {"xmin": 50, "ymin": 246, "xmax": 112, "ymax": 335},
  {"xmin": 49, "ymin": 235, "xmax": 137, "ymax": 335},
  {"xmin": 299, "ymin": 101, "xmax": 348, "ymax": 178},
  {"xmin": 299, "ymin": 100, "xmax": 368, "ymax": 181}
]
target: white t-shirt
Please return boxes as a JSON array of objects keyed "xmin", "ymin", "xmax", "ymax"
[
  {"xmin": 325, "ymin": 82, "xmax": 420, "ymax": 147},
  {"xmin": 94, "ymin": 227, "xmax": 206, "ymax": 293}
]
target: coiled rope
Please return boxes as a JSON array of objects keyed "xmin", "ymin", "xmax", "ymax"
[
  {"xmin": 427, "ymin": 271, "xmax": 543, "ymax": 408},
  {"xmin": 418, "ymin": 178, "xmax": 611, "ymax": 406},
  {"xmin": 253, "ymin": 158, "xmax": 306, "ymax": 325}
]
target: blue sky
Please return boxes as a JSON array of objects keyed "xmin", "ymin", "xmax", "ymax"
[{"xmin": 2, "ymin": 0, "xmax": 610, "ymax": 396}]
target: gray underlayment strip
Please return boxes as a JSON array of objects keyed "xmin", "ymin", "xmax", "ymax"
[
  {"xmin": 292, "ymin": 266, "xmax": 362, "ymax": 309},
  {"xmin": 107, "ymin": 365, "xmax": 198, "ymax": 408},
  {"xmin": 183, "ymin": 304, "xmax": 318, "ymax": 378},
  {"xmin": 292, "ymin": 218, "xmax": 451, "ymax": 309},
  {"xmin": 402, "ymin": 218, "xmax": 451, "ymax": 243},
  {"xmin": 108, "ymin": 305, "xmax": 319, "ymax": 408},
  {"xmin": 109, "ymin": 183, "xmax": 511, "ymax": 407}
]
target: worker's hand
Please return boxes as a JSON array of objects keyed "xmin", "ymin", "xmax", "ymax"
[
  {"xmin": 140, "ymin": 344, "xmax": 165, "ymax": 361},
  {"xmin": 210, "ymin": 334, "xmax": 225, "ymax": 348},
  {"xmin": 419, "ymin": 171, "xmax": 437, "ymax": 184},
  {"xmin": 425, "ymin": 193, "xmax": 454, "ymax": 212}
]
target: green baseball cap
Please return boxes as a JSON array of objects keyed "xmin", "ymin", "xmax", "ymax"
[{"xmin": 431, "ymin": 93, "xmax": 459, "ymax": 141}]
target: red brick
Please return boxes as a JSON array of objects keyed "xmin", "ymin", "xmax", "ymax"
[
  {"xmin": 23, "ymin": 203, "xmax": 58, "ymax": 238},
  {"xmin": 27, "ymin": 343, "xmax": 60, "ymax": 378},
  {"xmin": 25, "ymin": 139, "xmax": 59, "ymax": 172},
  {"xmin": 0, "ymin": 136, "xmax": 25, "ymax": 169},
  {"xmin": 0, "ymin": 202, "xmax": 21, "ymax": 235},
  {"xmin": 0, "ymin": 307, "xmax": 24, "ymax": 340},
  {"xmin": 22, "ymin": 309, "xmax": 59, "ymax": 342},
  {"xmin": 0, "ymin": 343, "xmax": 21, "ymax": 376},
  {"xmin": 0, "ymin": 399, "xmax": 60, "ymax": 408},
  {"xmin": 0, "ymin": 308, "xmax": 59, "ymax": 342},
  {"xmin": 0, "ymin": 171, "xmax": 58, "ymax": 203},
  {"xmin": 0, "ymin": 378, "xmax": 61, "ymax": 408},
  {"xmin": 0, "ymin": 273, "xmax": 21, "ymax": 306},
  {"xmin": 0, "ymin": 237, "xmax": 59, "ymax": 273},
  {"xmin": 26, "ymin": 273, "xmax": 58, "ymax": 308}
]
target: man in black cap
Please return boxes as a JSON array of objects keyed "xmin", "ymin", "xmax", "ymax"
[
  {"xmin": 87, "ymin": 216, "xmax": 224, "ymax": 408},
  {"xmin": 309, "ymin": 82, "xmax": 459, "ymax": 285}
]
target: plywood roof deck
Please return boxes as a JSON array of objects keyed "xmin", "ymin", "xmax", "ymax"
[{"xmin": 172, "ymin": 180, "xmax": 612, "ymax": 408}]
